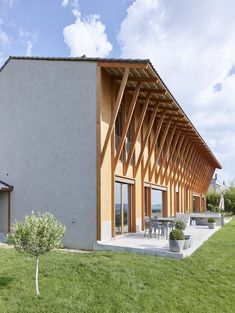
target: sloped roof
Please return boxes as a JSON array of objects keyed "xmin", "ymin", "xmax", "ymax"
[{"xmin": 0, "ymin": 55, "xmax": 222, "ymax": 169}]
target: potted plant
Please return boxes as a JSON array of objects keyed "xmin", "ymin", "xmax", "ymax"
[
  {"xmin": 175, "ymin": 219, "xmax": 186, "ymax": 230},
  {"xmin": 208, "ymin": 217, "xmax": 216, "ymax": 229},
  {"xmin": 175, "ymin": 219, "xmax": 191, "ymax": 249},
  {"xmin": 169, "ymin": 229, "xmax": 185, "ymax": 252}
]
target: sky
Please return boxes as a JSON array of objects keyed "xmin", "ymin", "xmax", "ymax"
[{"xmin": 0, "ymin": 0, "xmax": 235, "ymax": 184}]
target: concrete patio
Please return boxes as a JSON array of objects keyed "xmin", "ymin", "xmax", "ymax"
[{"xmin": 95, "ymin": 224, "xmax": 223, "ymax": 260}]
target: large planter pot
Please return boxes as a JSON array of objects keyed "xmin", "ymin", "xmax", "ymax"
[
  {"xmin": 169, "ymin": 239, "xmax": 185, "ymax": 252},
  {"xmin": 184, "ymin": 235, "xmax": 192, "ymax": 249},
  {"xmin": 208, "ymin": 223, "xmax": 216, "ymax": 229}
]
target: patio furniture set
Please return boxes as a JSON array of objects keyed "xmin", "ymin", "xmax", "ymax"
[{"xmin": 144, "ymin": 216, "xmax": 176, "ymax": 240}]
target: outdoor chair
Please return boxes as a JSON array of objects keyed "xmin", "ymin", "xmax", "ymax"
[
  {"xmin": 151, "ymin": 217, "xmax": 162, "ymax": 239},
  {"xmin": 144, "ymin": 216, "xmax": 152, "ymax": 238}
]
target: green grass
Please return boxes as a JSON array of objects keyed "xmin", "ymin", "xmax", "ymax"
[{"xmin": 0, "ymin": 220, "xmax": 235, "ymax": 313}]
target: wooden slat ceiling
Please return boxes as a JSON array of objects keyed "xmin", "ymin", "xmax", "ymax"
[{"xmin": 100, "ymin": 62, "xmax": 222, "ymax": 169}]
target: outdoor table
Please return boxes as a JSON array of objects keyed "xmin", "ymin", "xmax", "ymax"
[
  {"xmin": 157, "ymin": 217, "xmax": 176, "ymax": 223},
  {"xmin": 155, "ymin": 217, "xmax": 176, "ymax": 239}
]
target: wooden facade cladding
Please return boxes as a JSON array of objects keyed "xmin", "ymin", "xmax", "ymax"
[{"xmin": 97, "ymin": 60, "xmax": 221, "ymax": 241}]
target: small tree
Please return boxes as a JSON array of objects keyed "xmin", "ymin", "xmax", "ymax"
[
  {"xmin": 224, "ymin": 187, "xmax": 235, "ymax": 214},
  {"xmin": 206, "ymin": 189, "xmax": 220, "ymax": 212},
  {"xmin": 8, "ymin": 212, "xmax": 66, "ymax": 296}
]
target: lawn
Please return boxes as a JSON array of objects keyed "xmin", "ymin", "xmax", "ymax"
[{"xmin": 0, "ymin": 220, "xmax": 234, "ymax": 313}]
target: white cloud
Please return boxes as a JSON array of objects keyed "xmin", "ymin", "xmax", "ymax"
[
  {"xmin": 118, "ymin": 0, "xmax": 235, "ymax": 183},
  {"xmin": 0, "ymin": 27, "xmax": 9, "ymax": 47},
  {"xmin": 19, "ymin": 29, "xmax": 38, "ymax": 57},
  {"xmin": 25, "ymin": 40, "xmax": 33, "ymax": 56},
  {"xmin": 61, "ymin": 0, "xmax": 69, "ymax": 7},
  {"xmin": 63, "ymin": 5, "xmax": 112, "ymax": 57}
]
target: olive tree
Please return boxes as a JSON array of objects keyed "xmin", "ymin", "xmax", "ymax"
[{"xmin": 8, "ymin": 212, "xmax": 66, "ymax": 296}]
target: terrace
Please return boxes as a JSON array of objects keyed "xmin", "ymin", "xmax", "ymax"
[{"xmin": 96, "ymin": 216, "xmax": 232, "ymax": 259}]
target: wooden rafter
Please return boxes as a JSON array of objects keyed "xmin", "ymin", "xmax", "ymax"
[
  {"xmin": 189, "ymin": 152, "xmax": 203, "ymax": 191},
  {"xmin": 180, "ymin": 145, "xmax": 195, "ymax": 187},
  {"xmin": 175, "ymin": 142, "xmax": 192, "ymax": 186},
  {"xmin": 100, "ymin": 67, "xmax": 130, "ymax": 165},
  {"xmin": 202, "ymin": 167, "xmax": 214, "ymax": 193},
  {"xmin": 200, "ymin": 164, "xmax": 211, "ymax": 192},
  {"xmin": 125, "ymin": 87, "xmax": 166, "ymax": 95},
  {"xmin": 98, "ymin": 62, "xmax": 148, "ymax": 69},
  {"xmin": 149, "ymin": 118, "xmax": 173, "ymax": 181},
  {"xmin": 155, "ymin": 124, "xmax": 177, "ymax": 183},
  {"xmin": 171, "ymin": 140, "xmax": 190, "ymax": 184},
  {"xmin": 134, "ymin": 104, "xmax": 159, "ymax": 176},
  {"xmin": 124, "ymin": 92, "xmax": 152, "ymax": 175},
  {"xmin": 185, "ymin": 148, "xmax": 200, "ymax": 188},
  {"xmin": 114, "ymin": 82, "xmax": 141, "ymax": 168},
  {"xmin": 160, "ymin": 131, "xmax": 182, "ymax": 184},
  {"xmin": 203, "ymin": 164, "xmax": 212, "ymax": 192},
  {"xmin": 165, "ymin": 136, "xmax": 186, "ymax": 185},
  {"xmin": 143, "ymin": 113, "xmax": 166, "ymax": 178},
  {"xmin": 195, "ymin": 157, "xmax": 207, "ymax": 191},
  {"xmin": 193, "ymin": 155, "xmax": 205, "ymax": 190},
  {"xmin": 114, "ymin": 76, "xmax": 158, "ymax": 83},
  {"xmin": 198, "ymin": 159, "xmax": 209, "ymax": 192}
]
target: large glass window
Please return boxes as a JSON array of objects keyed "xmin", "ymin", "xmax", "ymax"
[
  {"xmin": 115, "ymin": 182, "xmax": 131, "ymax": 235},
  {"xmin": 151, "ymin": 189, "xmax": 164, "ymax": 217}
]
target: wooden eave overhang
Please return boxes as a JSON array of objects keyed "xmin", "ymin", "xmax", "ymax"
[{"xmin": 97, "ymin": 59, "xmax": 222, "ymax": 170}]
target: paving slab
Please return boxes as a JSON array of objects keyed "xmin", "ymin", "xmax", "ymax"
[{"xmin": 95, "ymin": 223, "xmax": 227, "ymax": 260}]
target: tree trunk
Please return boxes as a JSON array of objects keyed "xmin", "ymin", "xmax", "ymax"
[{"xmin": 35, "ymin": 256, "xmax": 40, "ymax": 296}]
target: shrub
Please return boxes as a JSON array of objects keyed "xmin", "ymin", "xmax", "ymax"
[
  {"xmin": 208, "ymin": 217, "xmax": 215, "ymax": 223},
  {"xmin": 175, "ymin": 220, "xmax": 186, "ymax": 230},
  {"xmin": 169, "ymin": 229, "xmax": 184, "ymax": 240},
  {"xmin": 206, "ymin": 189, "xmax": 220, "ymax": 212},
  {"xmin": 8, "ymin": 212, "xmax": 66, "ymax": 296},
  {"xmin": 224, "ymin": 187, "xmax": 235, "ymax": 214}
]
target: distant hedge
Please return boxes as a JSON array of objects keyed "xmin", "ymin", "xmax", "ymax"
[{"xmin": 206, "ymin": 189, "xmax": 220, "ymax": 212}]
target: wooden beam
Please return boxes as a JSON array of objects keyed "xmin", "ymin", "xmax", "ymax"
[
  {"xmin": 155, "ymin": 124, "xmax": 177, "ymax": 183},
  {"xmin": 98, "ymin": 61, "xmax": 148, "ymax": 69},
  {"xmin": 188, "ymin": 152, "xmax": 202, "ymax": 191},
  {"xmin": 194, "ymin": 157, "xmax": 205, "ymax": 191},
  {"xmin": 114, "ymin": 76, "xmax": 158, "ymax": 83},
  {"xmin": 180, "ymin": 145, "xmax": 195, "ymax": 187},
  {"xmin": 165, "ymin": 136, "xmax": 187, "ymax": 185},
  {"xmin": 134, "ymin": 104, "xmax": 159, "ymax": 176},
  {"xmin": 100, "ymin": 67, "xmax": 130, "ymax": 165},
  {"xmin": 149, "ymin": 118, "xmax": 173, "ymax": 181},
  {"xmin": 124, "ymin": 92, "xmax": 151, "ymax": 175},
  {"xmin": 143, "ymin": 113, "xmax": 166, "ymax": 178},
  {"xmin": 114, "ymin": 82, "xmax": 141, "ymax": 168},
  {"xmin": 171, "ymin": 140, "xmax": 190, "ymax": 183},
  {"xmin": 160, "ymin": 131, "xmax": 182, "ymax": 184},
  {"xmin": 178, "ymin": 142, "xmax": 193, "ymax": 185},
  {"xmin": 125, "ymin": 87, "xmax": 165, "ymax": 95}
]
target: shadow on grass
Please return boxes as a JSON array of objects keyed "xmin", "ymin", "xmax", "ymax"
[{"xmin": 0, "ymin": 276, "xmax": 14, "ymax": 288}]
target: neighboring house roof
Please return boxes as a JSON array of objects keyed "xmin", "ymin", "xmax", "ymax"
[
  {"xmin": 0, "ymin": 180, "xmax": 13, "ymax": 191},
  {"xmin": 0, "ymin": 55, "xmax": 222, "ymax": 170}
]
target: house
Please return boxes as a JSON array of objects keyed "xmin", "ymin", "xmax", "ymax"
[
  {"xmin": 0, "ymin": 56, "xmax": 222, "ymax": 250},
  {"xmin": 209, "ymin": 174, "xmax": 226, "ymax": 193}
]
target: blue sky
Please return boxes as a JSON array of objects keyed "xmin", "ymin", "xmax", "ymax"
[{"xmin": 1, "ymin": 0, "xmax": 235, "ymax": 184}]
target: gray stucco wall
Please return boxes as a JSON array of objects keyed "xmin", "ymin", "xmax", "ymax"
[{"xmin": 0, "ymin": 59, "xmax": 97, "ymax": 250}]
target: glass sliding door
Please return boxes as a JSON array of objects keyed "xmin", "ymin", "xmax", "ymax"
[
  {"xmin": 122, "ymin": 184, "xmax": 130, "ymax": 233},
  {"xmin": 151, "ymin": 189, "xmax": 164, "ymax": 217},
  {"xmin": 115, "ymin": 182, "xmax": 122, "ymax": 234},
  {"xmin": 115, "ymin": 181, "xmax": 131, "ymax": 235}
]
